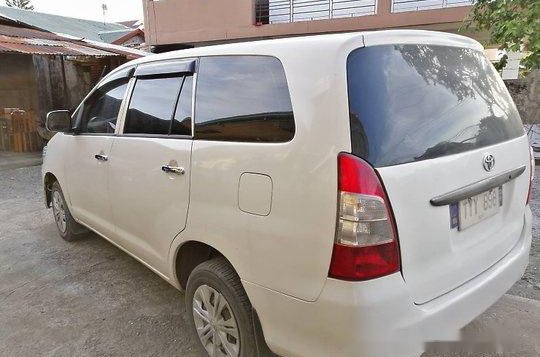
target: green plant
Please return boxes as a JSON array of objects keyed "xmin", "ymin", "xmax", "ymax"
[
  {"xmin": 5, "ymin": 0, "xmax": 34, "ymax": 10},
  {"xmin": 463, "ymin": 0, "xmax": 539, "ymax": 71}
]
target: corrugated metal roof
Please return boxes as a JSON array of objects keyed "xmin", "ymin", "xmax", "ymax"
[
  {"xmin": 98, "ymin": 29, "xmax": 133, "ymax": 43},
  {"xmin": 80, "ymin": 38, "xmax": 148, "ymax": 58},
  {"xmin": 0, "ymin": 23, "xmax": 64, "ymax": 40},
  {"xmin": 118, "ymin": 20, "xmax": 142, "ymax": 28},
  {"xmin": 0, "ymin": 41, "xmax": 87, "ymax": 55},
  {"xmin": 111, "ymin": 28, "xmax": 145, "ymax": 46},
  {"xmin": 0, "ymin": 34, "xmax": 126, "ymax": 56},
  {"xmin": 0, "ymin": 6, "xmax": 129, "ymax": 42},
  {"xmin": 0, "ymin": 23, "xmax": 147, "ymax": 58}
]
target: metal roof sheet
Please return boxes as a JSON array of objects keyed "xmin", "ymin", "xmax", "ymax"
[
  {"xmin": 98, "ymin": 29, "xmax": 133, "ymax": 43},
  {"xmin": 0, "ymin": 41, "xmax": 83, "ymax": 55},
  {"xmin": 0, "ymin": 23, "xmax": 64, "ymax": 40},
  {"xmin": 0, "ymin": 6, "xmax": 129, "ymax": 42},
  {"xmin": 0, "ymin": 34, "xmax": 120, "ymax": 56},
  {"xmin": 111, "ymin": 28, "xmax": 145, "ymax": 46},
  {"xmin": 81, "ymin": 38, "xmax": 148, "ymax": 58},
  {"xmin": 0, "ymin": 22, "xmax": 147, "ymax": 58}
]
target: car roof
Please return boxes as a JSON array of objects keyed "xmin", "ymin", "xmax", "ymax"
[{"xmin": 108, "ymin": 29, "xmax": 483, "ymax": 77}]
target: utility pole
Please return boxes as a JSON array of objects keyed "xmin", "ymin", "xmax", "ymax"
[{"xmin": 102, "ymin": 3, "xmax": 108, "ymax": 25}]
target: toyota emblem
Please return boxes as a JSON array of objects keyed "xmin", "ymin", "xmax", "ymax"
[{"xmin": 483, "ymin": 154, "xmax": 495, "ymax": 172}]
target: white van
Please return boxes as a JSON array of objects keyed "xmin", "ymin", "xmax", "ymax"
[{"xmin": 42, "ymin": 30, "xmax": 533, "ymax": 357}]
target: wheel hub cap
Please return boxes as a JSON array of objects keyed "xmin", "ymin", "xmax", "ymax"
[
  {"xmin": 192, "ymin": 284, "xmax": 240, "ymax": 357},
  {"xmin": 52, "ymin": 191, "xmax": 67, "ymax": 234}
]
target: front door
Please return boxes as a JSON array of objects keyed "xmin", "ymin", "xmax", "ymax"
[
  {"xmin": 65, "ymin": 135, "xmax": 115, "ymax": 237},
  {"xmin": 108, "ymin": 68, "xmax": 194, "ymax": 273},
  {"xmin": 65, "ymin": 78, "xmax": 130, "ymax": 237}
]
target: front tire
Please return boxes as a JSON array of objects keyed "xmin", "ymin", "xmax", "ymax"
[
  {"xmin": 186, "ymin": 258, "xmax": 257, "ymax": 357},
  {"xmin": 51, "ymin": 181, "xmax": 87, "ymax": 241}
]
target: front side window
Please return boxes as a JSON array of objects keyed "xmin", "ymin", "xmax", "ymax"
[
  {"xmin": 78, "ymin": 80, "xmax": 128, "ymax": 134},
  {"xmin": 124, "ymin": 75, "xmax": 193, "ymax": 136},
  {"xmin": 194, "ymin": 56, "xmax": 294, "ymax": 142}
]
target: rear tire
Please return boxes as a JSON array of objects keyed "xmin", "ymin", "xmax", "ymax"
[
  {"xmin": 186, "ymin": 258, "xmax": 257, "ymax": 357},
  {"xmin": 51, "ymin": 181, "xmax": 87, "ymax": 242}
]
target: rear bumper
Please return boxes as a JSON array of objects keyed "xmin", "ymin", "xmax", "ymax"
[{"xmin": 244, "ymin": 208, "xmax": 532, "ymax": 357}]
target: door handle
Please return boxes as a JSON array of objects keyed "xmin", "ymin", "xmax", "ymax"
[
  {"xmin": 94, "ymin": 154, "xmax": 108, "ymax": 162},
  {"xmin": 162, "ymin": 165, "xmax": 185, "ymax": 175}
]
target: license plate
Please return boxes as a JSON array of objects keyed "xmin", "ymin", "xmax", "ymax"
[{"xmin": 457, "ymin": 187, "xmax": 502, "ymax": 230}]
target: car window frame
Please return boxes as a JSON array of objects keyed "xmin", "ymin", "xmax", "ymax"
[
  {"xmin": 76, "ymin": 79, "xmax": 131, "ymax": 136},
  {"xmin": 71, "ymin": 66, "xmax": 135, "ymax": 137},
  {"xmin": 116, "ymin": 59, "xmax": 197, "ymax": 140}
]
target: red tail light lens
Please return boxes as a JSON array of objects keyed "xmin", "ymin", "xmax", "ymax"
[
  {"xmin": 329, "ymin": 153, "xmax": 400, "ymax": 281},
  {"xmin": 527, "ymin": 146, "xmax": 535, "ymax": 205}
]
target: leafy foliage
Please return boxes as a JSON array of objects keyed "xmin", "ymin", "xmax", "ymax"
[
  {"xmin": 464, "ymin": 0, "xmax": 539, "ymax": 71},
  {"xmin": 4, "ymin": 0, "xmax": 34, "ymax": 10}
]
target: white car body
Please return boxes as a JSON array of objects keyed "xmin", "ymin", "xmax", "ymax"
[
  {"xmin": 42, "ymin": 30, "xmax": 533, "ymax": 357},
  {"xmin": 525, "ymin": 124, "xmax": 540, "ymax": 161}
]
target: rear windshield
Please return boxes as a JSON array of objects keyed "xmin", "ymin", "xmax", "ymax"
[{"xmin": 347, "ymin": 45, "xmax": 524, "ymax": 167}]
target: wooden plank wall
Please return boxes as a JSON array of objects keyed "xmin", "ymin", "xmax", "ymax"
[
  {"xmin": 0, "ymin": 108, "xmax": 42, "ymax": 152},
  {"xmin": 32, "ymin": 55, "xmax": 126, "ymax": 128},
  {"xmin": 33, "ymin": 55, "xmax": 68, "ymax": 128},
  {"xmin": 0, "ymin": 54, "xmax": 39, "ymax": 113},
  {"xmin": 1, "ymin": 53, "xmax": 128, "ymax": 144}
]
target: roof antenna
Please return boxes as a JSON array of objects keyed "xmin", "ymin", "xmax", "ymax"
[{"xmin": 102, "ymin": 3, "xmax": 108, "ymax": 25}]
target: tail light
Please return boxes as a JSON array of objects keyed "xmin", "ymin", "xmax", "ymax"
[
  {"xmin": 329, "ymin": 153, "xmax": 400, "ymax": 281},
  {"xmin": 527, "ymin": 146, "xmax": 535, "ymax": 205}
]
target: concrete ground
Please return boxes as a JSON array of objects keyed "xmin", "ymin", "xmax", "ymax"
[
  {"xmin": 0, "ymin": 165, "xmax": 539, "ymax": 357},
  {"xmin": 0, "ymin": 151, "xmax": 42, "ymax": 171}
]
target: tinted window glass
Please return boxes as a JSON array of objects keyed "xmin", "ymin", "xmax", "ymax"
[
  {"xmin": 195, "ymin": 56, "xmax": 294, "ymax": 142},
  {"xmin": 124, "ymin": 76, "xmax": 182, "ymax": 135},
  {"xmin": 347, "ymin": 45, "xmax": 524, "ymax": 167},
  {"xmin": 79, "ymin": 81, "xmax": 128, "ymax": 134},
  {"xmin": 171, "ymin": 75, "xmax": 193, "ymax": 136}
]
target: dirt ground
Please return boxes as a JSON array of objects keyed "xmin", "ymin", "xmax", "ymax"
[{"xmin": 0, "ymin": 165, "xmax": 539, "ymax": 357}]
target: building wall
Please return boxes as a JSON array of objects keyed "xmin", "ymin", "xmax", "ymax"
[
  {"xmin": 0, "ymin": 54, "xmax": 39, "ymax": 112},
  {"xmin": 506, "ymin": 70, "xmax": 540, "ymax": 124},
  {"xmin": 143, "ymin": 0, "xmax": 473, "ymax": 47},
  {"xmin": 1, "ymin": 52, "xmax": 129, "ymax": 142},
  {"xmin": 32, "ymin": 55, "xmax": 125, "ymax": 129},
  {"xmin": 144, "ymin": 0, "xmax": 254, "ymax": 46},
  {"xmin": 0, "ymin": 54, "xmax": 94, "ymax": 128}
]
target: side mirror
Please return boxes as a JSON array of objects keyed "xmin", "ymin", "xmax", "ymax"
[{"xmin": 46, "ymin": 110, "xmax": 72, "ymax": 132}]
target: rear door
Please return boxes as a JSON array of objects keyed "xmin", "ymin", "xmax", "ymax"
[
  {"xmin": 346, "ymin": 43, "xmax": 530, "ymax": 304},
  {"xmin": 108, "ymin": 60, "xmax": 194, "ymax": 274}
]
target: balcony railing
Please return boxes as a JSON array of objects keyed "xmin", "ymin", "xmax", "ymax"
[
  {"xmin": 255, "ymin": 0, "xmax": 377, "ymax": 25},
  {"xmin": 391, "ymin": 0, "xmax": 473, "ymax": 12}
]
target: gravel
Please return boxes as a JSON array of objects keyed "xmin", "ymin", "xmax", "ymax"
[{"xmin": 0, "ymin": 165, "xmax": 538, "ymax": 357}]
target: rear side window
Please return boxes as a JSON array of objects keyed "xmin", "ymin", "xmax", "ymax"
[
  {"xmin": 124, "ymin": 75, "xmax": 193, "ymax": 136},
  {"xmin": 347, "ymin": 45, "xmax": 524, "ymax": 167},
  {"xmin": 194, "ymin": 56, "xmax": 294, "ymax": 142}
]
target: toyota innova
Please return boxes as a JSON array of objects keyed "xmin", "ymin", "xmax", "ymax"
[{"xmin": 42, "ymin": 30, "xmax": 533, "ymax": 357}]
